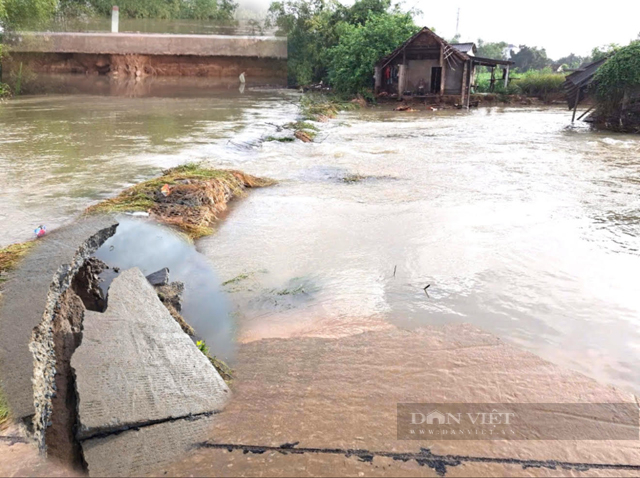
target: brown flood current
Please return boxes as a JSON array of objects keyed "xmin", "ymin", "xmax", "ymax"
[{"xmin": 1, "ymin": 83, "xmax": 639, "ymax": 400}]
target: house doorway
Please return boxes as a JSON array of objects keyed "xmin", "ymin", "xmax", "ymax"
[{"xmin": 430, "ymin": 67, "xmax": 442, "ymax": 94}]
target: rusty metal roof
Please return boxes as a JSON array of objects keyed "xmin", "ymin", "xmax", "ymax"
[
  {"xmin": 563, "ymin": 57, "xmax": 608, "ymax": 109},
  {"xmin": 472, "ymin": 56, "xmax": 514, "ymax": 67},
  {"xmin": 377, "ymin": 27, "xmax": 469, "ymax": 68}
]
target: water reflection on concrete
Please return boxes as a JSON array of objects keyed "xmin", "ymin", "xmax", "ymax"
[{"xmin": 94, "ymin": 218, "xmax": 234, "ymax": 361}]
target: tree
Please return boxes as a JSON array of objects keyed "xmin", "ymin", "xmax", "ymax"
[
  {"xmin": 266, "ymin": 0, "xmax": 338, "ymax": 86},
  {"xmin": 327, "ymin": 11, "xmax": 417, "ymax": 94},
  {"xmin": 339, "ymin": 0, "xmax": 390, "ymax": 25},
  {"xmin": 552, "ymin": 53, "xmax": 584, "ymax": 71},
  {"xmin": 476, "ymin": 39, "xmax": 508, "ymax": 60},
  {"xmin": 88, "ymin": 0, "xmax": 237, "ymax": 20},
  {"xmin": 510, "ymin": 45, "xmax": 550, "ymax": 72},
  {"xmin": 447, "ymin": 33, "xmax": 461, "ymax": 44},
  {"xmin": 266, "ymin": 0, "xmax": 418, "ymax": 88},
  {"xmin": 590, "ymin": 43, "xmax": 620, "ymax": 62},
  {"xmin": 1, "ymin": 0, "xmax": 58, "ymax": 29}
]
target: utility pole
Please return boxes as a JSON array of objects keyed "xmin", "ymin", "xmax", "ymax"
[{"xmin": 455, "ymin": 7, "xmax": 460, "ymax": 38}]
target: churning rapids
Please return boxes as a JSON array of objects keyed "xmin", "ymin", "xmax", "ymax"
[{"xmin": 1, "ymin": 86, "xmax": 639, "ymax": 394}]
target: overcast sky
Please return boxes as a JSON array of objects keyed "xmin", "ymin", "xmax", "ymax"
[
  {"xmin": 407, "ymin": 0, "xmax": 640, "ymax": 59},
  {"xmin": 241, "ymin": 0, "xmax": 640, "ymax": 60}
]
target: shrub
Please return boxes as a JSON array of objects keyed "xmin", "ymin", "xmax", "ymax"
[
  {"xmin": 594, "ymin": 41, "xmax": 640, "ymax": 112},
  {"xmin": 327, "ymin": 12, "xmax": 418, "ymax": 95},
  {"xmin": 0, "ymin": 0, "xmax": 57, "ymax": 29},
  {"xmin": 513, "ymin": 71, "xmax": 565, "ymax": 98}
]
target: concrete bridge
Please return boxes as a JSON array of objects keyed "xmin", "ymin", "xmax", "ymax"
[{"xmin": 2, "ymin": 32, "xmax": 287, "ymax": 85}]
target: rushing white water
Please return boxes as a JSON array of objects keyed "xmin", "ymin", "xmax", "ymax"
[{"xmin": 1, "ymin": 87, "xmax": 639, "ymax": 392}]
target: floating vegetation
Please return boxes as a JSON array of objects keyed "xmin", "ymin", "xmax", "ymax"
[
  {"xmin": 341, "ymin": 174, "xmax": 367, "ymax": 184},
  {"xmin": 222, "ymin": 270, "xmax": 269, "ymax": 293},
  {"xmin": 340, "ymin": 173, "xmax": 399, "ymax": 184},
  {"xmin": 285, "ymin": 121, "xmax": 319, "ymax": 132},
  {"xmin": 222, "ymin": 272, "xmax": 253, "ymax": 286},
  {"xmin": 265, "ymin": 136, "xmax": 295, "ymax": 143},
  {"xmin": 86, "ymin": 163, "xmax": 275, "ymax": 240},
  {"xmin": 247, "ymin": 276, "xmax": 320, "ymax": 311}
]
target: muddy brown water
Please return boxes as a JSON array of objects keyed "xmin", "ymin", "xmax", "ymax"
[{"xmin": 1, "ymin": 84, "xmax": 639, "ymax": 395}]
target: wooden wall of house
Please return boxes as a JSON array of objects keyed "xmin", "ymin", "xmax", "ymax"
[
  {"xmin": 444, "ymin": 59, "xmax": 464, "ymax": 95},
  {"xmin": 405, "ymin": 59, "xmax": 439, "ymax": 92}
]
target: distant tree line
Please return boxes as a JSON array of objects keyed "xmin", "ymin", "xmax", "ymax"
[
  {"xmin": 0, "ymin": 0, "xmax": 237, "ymax": 29},
  {"xmin": 472, "ymin": 39, "xmax": 623, "ymax": 72}
]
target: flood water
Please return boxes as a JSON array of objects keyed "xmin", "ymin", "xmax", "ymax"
[{"xmin": 1, "ymin": 85, "xmax": 639, "ymax": 393}]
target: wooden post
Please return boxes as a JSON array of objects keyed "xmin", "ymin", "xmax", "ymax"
[
  {"xmin": 504, "ymin": 64, "xmax": 510, "ymax": 88},
  {"xmin": 460, "ymin": 61, "xmax": 468, "ymax": 106},
  {"xmin": 374, "ymin": 65, "xmax": 382, "ymax": 94},
  {"xmin": 466, "ymin": 65, "xmax": 472, "ymax": 109},
  {"xmin": 571, "ymin": 88, "xmax": 580, "ymax": 122},
  {"xmin": 398, "ymin": 64, "xmax": 407, "ymax": 99},
  {"xmin": 399, "ymin": 46, "xmax": 407, "ymax": 99},
  {"xmin": 490, "ymin": 67, "xmax": 495, "ymax": 92},
  {"xmin": 439, "ymin": 46, "xmax": 446, "ymax": 95}
]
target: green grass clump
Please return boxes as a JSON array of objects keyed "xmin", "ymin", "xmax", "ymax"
[
  {"xmin": 0, "ymin": 82, "xmax": 11, "ymax": 99},
  {"xmin": 265, "ymin": 136, "xmax": 295, "ymax": 143},
  {"xmin": 300, "ymin": 94, "xmax": 359, "ymax": 121},
  {"xmin": 196, "ymin": 340, "xmax": 233, "ymax": 384},
  {"xmin": 285, "ymin": 121, "xmax": 319, "ymax": 132},
  {"xmin": 0, "ymin": 241, "xmax": 36, "ymax": 279},
  {"xmin": 85, "ymin": 162, "xmax": 274, "ymax": 239},
  {"xmin": 0, "ymin": 386, "xmax": 10, "ymax": 428}
]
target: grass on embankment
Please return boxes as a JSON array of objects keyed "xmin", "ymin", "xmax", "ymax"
[
  {"xmin": 0, "ymin": 242, "xmax": 36, "ymax": 283},
  {"xmin": 86, "ymin": 163, "xmax": 275, "ymax": 240},
  {"xmin": 0, "ymin": 386, "xmax": 9, "ymax": 429},
  {"xmin": 197, "ymin": 340, "xmax": 233, "ymax": 384},
  {"xmin": 476, "ymin": 70, "xmax": 566, "ymax": 100}
]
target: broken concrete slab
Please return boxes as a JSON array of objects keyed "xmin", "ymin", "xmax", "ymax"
[
  {"xmin": 0, "ymin": 216, "xmax": 118, "ymax": 422},
  {"xmin": 81, "ymin": 414, "xmax": 216, "ymax": 477},
  {"xmin": 72, "ymin": 268, "xmax": 229, "ymax": 441},
  {"xmin": 145, "ymin": 267, "xmax": 169, "ymax": 287}
]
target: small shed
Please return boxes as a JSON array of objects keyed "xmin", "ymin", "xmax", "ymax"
[
  {"xmin": 374, "ymin": 27, "xmax": 513, "ymax": 104},
  {"xmin": 563, "ymin": 57, "xmax": 608, "ymax": 121}
]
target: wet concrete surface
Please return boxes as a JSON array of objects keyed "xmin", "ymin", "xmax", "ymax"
[
  {"xmin": 0, "ymin": 215, "xmax": 118, "ymax": 420},
  {"xmin": 154, "ymin": 324, "xmax": 640, "ymax": 477},
  {"xmin": 73, "ymin": 268, "xmax": 229, "ymax": 440}
]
